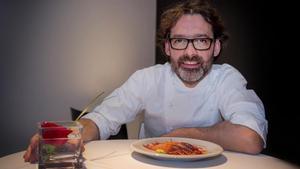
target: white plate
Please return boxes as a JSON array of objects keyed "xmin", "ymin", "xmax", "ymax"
[{"xmin": 130, "ymin": 137, "xmax": 223, "ymax": 161}]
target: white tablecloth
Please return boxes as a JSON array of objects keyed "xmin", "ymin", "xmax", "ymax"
[{"xmin": 0, "ymin": 139, "xmax": 298, "ymax": 169}]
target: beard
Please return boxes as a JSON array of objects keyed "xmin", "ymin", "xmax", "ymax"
[{"xmin": 170, "ymin": 55, "xmax": 212, "ymax": 85}]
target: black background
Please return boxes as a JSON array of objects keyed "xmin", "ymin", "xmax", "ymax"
[{"xmin": 156, "ymin": 0, "xmax": 299, "ymax": 166}]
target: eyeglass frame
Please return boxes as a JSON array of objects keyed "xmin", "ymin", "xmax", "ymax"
[{"xmin": 168, "ymin": 36, "xmax": 215, "ymax": 51}]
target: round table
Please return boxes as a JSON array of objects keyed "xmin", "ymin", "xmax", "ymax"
[{"xmin": 0, "ymin": 139, "xmax": 298, "ymax": 169}]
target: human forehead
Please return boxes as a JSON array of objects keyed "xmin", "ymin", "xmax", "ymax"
[{"xmin": 170, "ymin": 14, "xmax": 213, "ymax": 38}]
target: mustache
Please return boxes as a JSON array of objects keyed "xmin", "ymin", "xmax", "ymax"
[{"xmin": 178, "ymin": 55, "xmax": 203, "ymax": 64}]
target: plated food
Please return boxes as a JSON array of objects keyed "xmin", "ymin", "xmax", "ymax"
[
  {"xmin": 131, "ymin": 137, "xmax": 223, "ymax": 161},
  {"xmin": 144, "ymin": 141, "xmax": 206, "ymax": 155}
]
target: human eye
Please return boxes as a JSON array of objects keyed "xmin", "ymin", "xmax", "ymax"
[
  {"xmin": 194, "ymin": 38, "xmax": 210, "ymax": 44},
  {"xmin": 172, "ymin": 38, "xmax": 186, "ymax": 44}
]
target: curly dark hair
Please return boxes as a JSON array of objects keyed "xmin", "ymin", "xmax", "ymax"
[{"xmin": 157, "ymin": 0, "xmax": 228, "ymax": 55}]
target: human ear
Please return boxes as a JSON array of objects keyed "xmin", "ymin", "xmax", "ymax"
[
  {"xmin": 213, "ymin": 39, "xmax": 221, "ymax": 57},
  {"xmin": 164, "ymin": 41, "xmax": 171, "ymax": 56}
]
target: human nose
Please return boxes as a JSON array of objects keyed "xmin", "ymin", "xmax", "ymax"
[{"xmin": 184, "ymin": 40, "xmax": 197, "ymax": 56}]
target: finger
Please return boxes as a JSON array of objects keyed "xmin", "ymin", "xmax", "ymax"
[
  {"xmin": 30, "ymin": 134, "xmax": 39, "ymax": 163},
  {"xmin": 30, "ymin": 134, "xmax": 39, "ymax": 147},
  {"xmin": 23, "ymin": 145, "xmax": 32, "ymax": 162},
  {"xmin": 29, "ymin": 150, "xmax": 38, "ymax": 163},
  {"xmin": 23, "ymin": 134, "xmax": 39, "ymax": 162}
]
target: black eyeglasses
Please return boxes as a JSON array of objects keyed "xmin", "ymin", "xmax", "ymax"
[{"xmin": 169, "ymin": 37, "xmax": 214, "ymax": 50}]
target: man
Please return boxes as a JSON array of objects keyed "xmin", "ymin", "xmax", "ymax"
[{"xmin": 24, "ymin": 0, "xmax": 267, "ymax": 162}]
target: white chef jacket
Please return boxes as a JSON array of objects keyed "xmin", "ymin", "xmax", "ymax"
[{"xmin": 83, "ymin": 63, "xmax": 268, "ymax": 145}]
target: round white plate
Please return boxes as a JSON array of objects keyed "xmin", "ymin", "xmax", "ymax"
[{"xmin": 130, "ymin": 137, "xmax": 223, "ymax": 161}]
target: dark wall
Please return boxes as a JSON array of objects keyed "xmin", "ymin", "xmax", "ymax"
[{"xmin": 156, "ymin": 0, "xmax": 299, "ymax": 166}]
